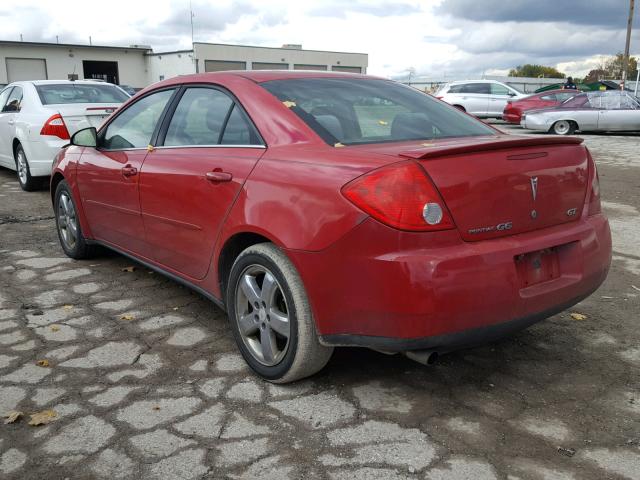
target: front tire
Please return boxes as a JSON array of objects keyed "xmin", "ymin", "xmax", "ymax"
[
  {"xmin": 54, "ymin": 180, "xmax": 97, "ymax": 259},
  {"xmin": 551, "ymin": 120, "xmax": 576, "ymax": 135},
  {"xmin": 227, "ymin": 243, "xmax": 333, "ymax": 383},
  {"xmin": 15, "ymin": 144, "xmax": 38, "ymax": 191}
]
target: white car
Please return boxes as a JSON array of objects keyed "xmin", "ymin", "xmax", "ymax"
[
  {"xmin": 436, "ymin": 80, "xmax": 527, "ymax": 118},
  {"xmin": 0, "ymin": 80, "xmax": 129, "ymax": 190}
]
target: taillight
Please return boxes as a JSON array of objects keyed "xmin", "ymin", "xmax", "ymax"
[
  {"xmin": 586, "ymin": 149, "xmax": 601, "ymax": 215},
  {"xmin": 341, "ymin": 161, "xmax": 455, "ymax": 231},
  {"xmin": 436, "ymin": 96, "xmax": 444, "ymax": 100},
  {"xmin": 40, "ymin": 114, "xmax": 70, "ymax": 140}
]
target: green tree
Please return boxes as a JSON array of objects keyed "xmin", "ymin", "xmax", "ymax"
[
  {"xmin": 508, "ymin": 64, "xmax": 566, "ymax": 78},
  {"xmin": 604, "ymin": 53, "xmax": 638, "ymax": 80}
]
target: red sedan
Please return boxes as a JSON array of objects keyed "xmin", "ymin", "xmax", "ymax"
[
  {"xmin": 51, "ymin": 72, "xmax": 611, "ymax": 382},
  {"xmin": 503, "ymin": 89, "xmax": 580, "ymax": 124}
]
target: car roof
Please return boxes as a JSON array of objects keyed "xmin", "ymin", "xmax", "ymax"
[
  {"xmin": 12, "ymin": 80, "xmax": 118, "ymax": 86},
  {"xmin": 159, "ymin": 70, "xmax": 381, "ymax": 85},
  {"xmin": 448, "ymin": 79, "xmax": 506, "ymax": 85}
]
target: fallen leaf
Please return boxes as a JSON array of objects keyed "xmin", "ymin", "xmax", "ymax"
[
  {"xmin": 36, "ymin": 359, "xmax": 50, "ymax": 368},
  {"xmin": 50, "ymin": 325, "xmax": 60, "ymax": 332},
  {"xmin": 377, "ymin": 120, "xmax": 388, "ymax": 126},
  {"xmin": 172, "ymin": 307, "xmax": 179, "ymax": 311},
  {"xmin": 122, "ymin": 266, "xmax": 136, "ymax": 273},
  {"xmin": 62, "ymin": 305, "xmax": 74, "ymax": 311},
  {"xmin": 557, "ymin": 446, "xmax": 576, "ymax": 457},
  {"xmin": 570, "ymin": 313, "xmax": 587, "ymax": 321},
  {"xmin": 120, "ymin": 314, "xmax": 135, "ymax": 321},
  {"xmin": 28, "ymin": 410, "xmax": 57, "ymax": 426},
  {"xmin": 282, "ymin": 100, "xmax": 296, "ymax": 108},
  {"xmin": 152, "ymin": 405, "xmax": 161, "ymax": 411},
  {"xmin": 4, "ymin": 411, "xmax": 22, "ymax": 424}
]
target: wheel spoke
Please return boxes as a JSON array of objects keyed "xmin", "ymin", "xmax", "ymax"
[
  {"xmin": 60, "ymin": 195, "xmax": 70, "ymax": 215},
  {"xmin": 260, "ymin": 327, "xmax": 277, "ymax": 364},
  {"xmin": 268, "ymin": 308, "xmax": 290, "ymax": 338},
  {"xmin": 238, "ymin": 313, "xmax": 259, "ymax": 336},
  {"xmin": 260, "ymin": 272, "xmax": 278, "ymax": 306},
  {"xmin": 240, "ymin": 274, "xmax": 261, "ymax": 305},
  {"xmin": 67, "ymin": 218, "xmax": 78, "ymax": 238}
]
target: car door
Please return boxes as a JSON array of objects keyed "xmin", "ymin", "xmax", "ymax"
[
  {"xmin": 0, "ymin": 86, "xmax": 15, "ymax": 167},
  {"xmin": 597, "ymin": 93, "xmax": 640, "ymax": 131},
  {"xmin": 488, "ymin": 83, "xmax": 514, "ymax": 117},
  {"xmin": 76, "ymin": 88, "xmax": 177, "ymax": 255},
  {"xmin": 139, "ymin": 85, "xmax": 265, "ymax": 280},
  {"xmin": 460, "ymin": 83, "xmax": 490, "ymax": 116},
  {"xmin": 0, "ymin": 86, "xmax": 19, "ymax": 167}
]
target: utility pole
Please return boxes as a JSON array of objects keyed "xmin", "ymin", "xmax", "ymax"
[{"xmin": 622, "ymin": 0, "xmax": 635, "ymax": 89}]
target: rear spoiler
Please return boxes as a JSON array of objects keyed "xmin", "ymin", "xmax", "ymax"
[{"xmin": 399, "ymin": 135, "xmax": 584, "ymax": 160}]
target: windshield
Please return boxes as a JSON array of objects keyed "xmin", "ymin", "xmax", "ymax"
[
  {"xmin": 35, "ymin": 83, "xmax": 129, "ymax": 105},
  {"xmin": 260, "ymin": 78, "xmax": 495, "ymax": 146}
]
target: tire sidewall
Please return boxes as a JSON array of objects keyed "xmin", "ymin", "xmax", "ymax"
[
  {"xmin": 15, "ymin": 145, "xmax": 33, "ymax": 191},
  {"xmin": 54, "ymin": 180, "xmax": 82, "ymax": 258},
  {"xmin": 227, "ymin": 250, "xmax": 300, "ymax": 381},
  {"xmin": 553, "ymin": 120, "xmax": 573, "ymax": 135}
]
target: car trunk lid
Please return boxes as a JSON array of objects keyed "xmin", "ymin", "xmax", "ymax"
[
  {"xmin": 48, "ymin": 103, "xmax": 119, "ymax": 134},
  {"xmin": 353, "ymin": 135, "xmax": 589, "ymax": 241}
]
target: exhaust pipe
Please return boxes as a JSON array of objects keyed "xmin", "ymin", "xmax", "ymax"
[{"xmin": 404, "ymin": 349, "xmax": 439, "ymax": 366}]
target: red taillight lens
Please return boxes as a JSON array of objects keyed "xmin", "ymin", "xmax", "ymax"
[
  {"xmin": 40, "ymin": 114, "xmax": 70, "ymax": 140},
  {"xmin": 341, "ymin": 161, "xmax": 455, "ymax": 231},
  {"xmin": 586, "ymin": 149, "xmax": 601, "ymax": 216},
  {"xmin": 435, "ymin": 96, "xmax": 444, "ymax": 100}
]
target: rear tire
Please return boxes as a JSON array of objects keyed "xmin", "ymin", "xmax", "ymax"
[
  {"xmin": 226, "ymin": 243, "xmax": 333, "ymax": 383},
  {"xmin": 15, "ymin": 144, "xmax": 38, "ymax": 191},
  {"xmin": 551, "ymin": 120, "xmax": 576, "ymax": 135},
  {"xmin": 54, "ymin": 180, "xmax": 98, "ymax": 259}
]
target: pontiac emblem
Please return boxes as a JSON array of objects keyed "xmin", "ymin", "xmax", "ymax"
[{"xmin": 530, "ymin": 177, "xmax": 538, "ymax": 201}]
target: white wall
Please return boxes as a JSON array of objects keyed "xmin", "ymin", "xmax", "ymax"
[
  {"xmin": 0, "ymin": 43, "xmax": 149, "ymax": 87},
  {"xmin": 146, "ymin": 51, "xmax": 195, "ymax": 84},
  {"xmin": 193, "ymin": 43, "xmax": 368, "ymax": 73}
]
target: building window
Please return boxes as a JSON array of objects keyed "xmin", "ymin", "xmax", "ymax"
[
  {"xmin": 204, "ymin": 60, "xmax": 247, "ymax": 72},
  {"xmin": 331, "ymin": 66, "xmax": 362, "ymax": 73},
  {"xmin": 293, "ymin": 64, "xmax": 328, "ymax": 71},
  {"xmin": 251, "ymin": 62, "xmax": 289, "ymax": 70}
]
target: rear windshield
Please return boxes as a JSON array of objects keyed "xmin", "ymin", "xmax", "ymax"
[
  {"xmin": 35, "ymin": 83, "xmax": 129, "ymax": 105},
  {"xmin": 260, "ymin": 78, "xmax": 495, "ymax": 146}
]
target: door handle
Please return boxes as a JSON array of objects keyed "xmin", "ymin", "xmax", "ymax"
[
  {"xmin": 205, "ymin": 170, "xmax": 233, "ymax": 183},
  {"xmin": 121, "ymin": 165, "xmax": 138, "ymax": 177},
  {"xmin": 8, "ymin": 120, "xmax": 14, "ymax": 125}
]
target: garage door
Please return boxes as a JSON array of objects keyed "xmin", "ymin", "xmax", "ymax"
[{"xmin": 6, "ymin": 58, "xmax": 48, "ymax": 82}]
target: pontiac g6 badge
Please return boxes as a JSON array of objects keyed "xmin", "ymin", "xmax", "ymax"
[{"xmin": 468, "ymin": 222, "xmax": 513, "ymax": 235}]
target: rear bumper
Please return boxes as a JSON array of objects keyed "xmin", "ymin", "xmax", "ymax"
[
  {"xmin": 502, "ymin": 113, "xmax": 521, "ymax": 124},
  {"xmin": 25, "ymin": 138, "xmax": 66, "ymax": 176},
  {"xmin": 287, "ymin": 214, "xmax": 611, "ymax": 350}
]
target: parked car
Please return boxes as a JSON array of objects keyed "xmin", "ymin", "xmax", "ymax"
[
  {"xmin": 51, "ymin": 71, "xmax": 611, "ymax": 382},
  {"xmin": 503, "ymin": 89, "xmax": 580, "ymax": 124},
  {"xmin": 522, "ymin": 90, "xmax": 640, "ymax": 135},
  {"xmin": 0, "ymin": 80, "xmax": 129, "ymax": 190},
  {"xmin": 435, "ymin": 80, "xmax": 527, "ymax": 118}
]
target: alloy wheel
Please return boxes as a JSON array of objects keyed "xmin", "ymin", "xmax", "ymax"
[
  {"xmin": 17, "ymin": 150, "xmax": 28, "ymax": 185},
  {"xmin": 57, "ymin": 192, "xmax": 78, "ymax": 251},
  {"xmin": 235, "ymin": 265, "xmax": 291, "ymax": 366}
]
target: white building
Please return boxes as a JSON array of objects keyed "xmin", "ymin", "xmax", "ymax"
[{"xmin": 1, "ymin": 40, "xmax": 368, "ymax": 89}]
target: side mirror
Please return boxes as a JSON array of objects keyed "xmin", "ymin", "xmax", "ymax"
[{"xmin": 71, "ymin": 127, "xmax": 97, "ymax": 147}]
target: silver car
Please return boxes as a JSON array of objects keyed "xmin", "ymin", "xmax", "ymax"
[{"xmin": 522, "ymin": 90, "xmax": 640, "ymax": 135}]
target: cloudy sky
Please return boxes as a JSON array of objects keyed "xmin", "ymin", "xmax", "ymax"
[{"xmin": 0, "ymin": 0, "xmax": 637, "ymax": 79}]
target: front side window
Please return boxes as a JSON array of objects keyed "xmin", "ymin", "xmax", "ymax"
[
  {"xmin": 3, "ymin": 86, "xmax": 23, "ymax": 112},
  {"xmin": 560, "ymin": 93, "xmax": 591, "ymax": 109},
  {"xmin": 101, "ymin": 89, "xmax": 175, "ymax": 150},
  {"xmin": 490, "ymin": 84, "xmax": 511, "ymax": 96},
  {"xmin": 0, "ymin": 87, "xmax": 13, "ymax": 111},
  {"xmin": 35, "ymin": 84, "xmax": 129, "ymax": 105},
  {"xmin": 261, "ymin": 78, "xmax": 495, "ymax": 145}
]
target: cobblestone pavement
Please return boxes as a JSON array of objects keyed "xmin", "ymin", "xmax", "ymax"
[{"xmin": 1, "ymin": 125, "xmax": 639, "ymax": 479}]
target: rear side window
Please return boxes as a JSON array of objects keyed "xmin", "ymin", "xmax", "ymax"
[
  {"xmin": 102, "ymin": 89, "xmax": 175, "ymax": 150},
  {"xmin": 35, "ymin": 84, "xmax": 129, "ymax": 104},
  {"xmin": 555, "ymin": 92, "xmax": 577, "ymax": 102},
  {"xmin": 261, "ymin": 78, "xmax": 495, "ymax": 146},
  {"xmin": 447, "ymin": 84, "xmax": 464, "ymax": 94},
  {"xmin": 163, "ymin": 87, "xmax": 262, "ymax": 146},
  {"xmin": 461, "ymin": 83, "xmax": 490, "ymax": 94}
]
